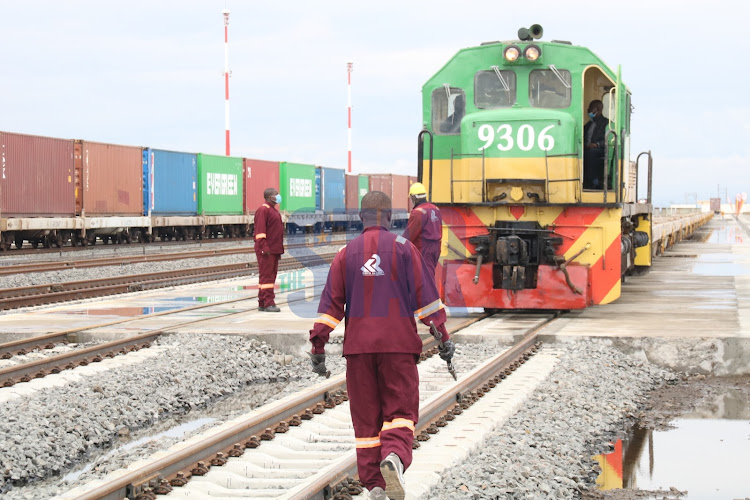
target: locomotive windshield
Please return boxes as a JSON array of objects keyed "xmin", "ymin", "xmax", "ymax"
[
  {"xmin": 529, "ymin": 68, "xmax": 571, "ymax": 108},
  {"xmin": 475, "ymin": 69, "xmax": 516, "ymax": 108},
  {"xmin": 432, "ymin": 87, "xmax": 466, "ymax": 135}
]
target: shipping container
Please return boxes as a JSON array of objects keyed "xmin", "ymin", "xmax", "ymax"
[
  {"xmin": 709, "ymin": 197, "xmax": 721, "ymax": 213},
  {"xmin": 243, "ymin": 159, "xmax": 280, "ymax": 214},
  {"xmin": 142, "ymin": 149, "xmax": 197, "ymax": 216},
  {"xmin": 197, "ymin": 154, "xmax": 244, "ymax": 215},
  {"xmin": 392, "ymin": 174, "xmax": 409, "ymax": 211},
  {"xmin": 368, "ymin": 174, "xmax": 393, "ymax": 199},
  {"xmin": 279, "ymin": 162, "xmax": 316, "ymax": 213},
  {"xmin": 76, "ymin": 141, "xmax": 143, "ymax": 216},
  {"xmin": 0, "ymin": 131, "xmax": 76, "ymax": 216},
  {"xmin": 368, "ymin": 174, "xmax": 410, "ymax": 211},
  {"xmin": 345, "ymin": 174, "xmax": 369, "ymax": 211},
  {"xmin": 317, "ymin": 166, "xmax": 346, "ymax": 213},
  {"xmin": 408, "ymin": 175, "xmax": 418, "ymax": 212},
  {"xmin": 315, "ymin": 168, "xmax": 321, "ymax": 211}
]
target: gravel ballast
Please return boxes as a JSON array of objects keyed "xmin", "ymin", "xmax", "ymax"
[
  {"xmin": 0, "ymin": 333, "xmax": 339, "ymax": 497},
  {"xmin": 426, "ymin": 338, "xmax": 677, "ymax": 499}
]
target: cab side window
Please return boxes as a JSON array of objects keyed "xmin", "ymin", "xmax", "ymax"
[
  {"xmin": 432, "ymin": 87, "xmax": 466, "ymax": 135},
  {"xmin": 529, "ymin": 69, "xmax": 571, "ymax": 108},
  {"xmin": 475, "ymin": 70, "xmax": 516, "ymax": 108}
]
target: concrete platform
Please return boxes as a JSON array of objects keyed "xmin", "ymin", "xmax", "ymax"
[{"xmin": 545, "ymin": 214, "xmax": 749, "ymax": 338}]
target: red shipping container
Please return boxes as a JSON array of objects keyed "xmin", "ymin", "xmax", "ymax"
[
  {"xmin": 0, "ymin": 131, "xmax": 76, "ymax": 216},
  {"xmin": 75, "ymin": 141, "xmax": 143, "ymax": 216},
  {"xmin": 368, "ymin": 174, "xmax": 410, "ymax": 211},
  {"xmin": 345, "ymin": 174, "xmax": 359, "ymax": 212},
  {"xmin": 392, "ymin": 174, "xmax": 409, "ymax": 211},
  {"xmin": 243, "ymin": 159, "xmax": 280, "ymax": 214},
  {"xmin": 368, "ymin": 174, "xmax": 393, "ymax": 199},
  {"xmin": 408, "ymin": 176, "xmax": 418, "ymax": 212}
]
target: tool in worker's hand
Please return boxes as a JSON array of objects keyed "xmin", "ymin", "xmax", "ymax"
[{"xmin": 430, "ymin": 321, "xmax": 457, "ymax": 381}]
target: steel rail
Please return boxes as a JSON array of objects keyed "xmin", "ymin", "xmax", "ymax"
[
  {"xmin": 0, "ymin": 331, "xmax": 70, "ymax": 359},
  {"xmin": 0, "ymin": 331, "xmax": 161, "ymax": 387}
]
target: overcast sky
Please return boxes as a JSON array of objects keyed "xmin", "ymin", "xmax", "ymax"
[{"xmin": 0, "ymin": 1, "xmax": 747, "ymax": 206}]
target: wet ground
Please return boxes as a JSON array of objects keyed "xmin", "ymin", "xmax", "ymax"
[{"xmin": 584, "ymin": 374, "xmax": 750, "ymax": 500}]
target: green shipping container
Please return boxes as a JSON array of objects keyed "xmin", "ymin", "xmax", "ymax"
[
  {"xmin": 358, "ymin": 175, "xmax": 369, "ymax": 207},
  {"xmin": 197, "ymin": 154, "xmax": 244, "ymax": 215},
  {"xmin": 279, "ymin": 162, "xmax": 316, "ymax": 213}
]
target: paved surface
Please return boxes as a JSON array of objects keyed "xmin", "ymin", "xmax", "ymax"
[{"xmin": 549, "ymin": 214, "xmax": 749, "ymax": 339}]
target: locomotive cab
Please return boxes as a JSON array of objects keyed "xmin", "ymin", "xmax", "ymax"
[{"xmin": 419, "ymin": 25, "xmax": 653, "ymax": 311}]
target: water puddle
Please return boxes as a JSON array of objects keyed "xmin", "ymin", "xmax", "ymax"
[
  {"xmin": 595, "ymin": 420, "xmax": 750, "ymax": 498},
  {"xmin": 704, "ymin": 226, "xmax": 745, "ymax": 244},
  {"xmin": 63, "ymin": 417, "xmax": 216, "ymax": 482},
  {"xmin": 594, "ymin": 388, "xmax": 750, "ymax": 498}
]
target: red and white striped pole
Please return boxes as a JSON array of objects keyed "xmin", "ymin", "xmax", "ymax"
[
  {"xmin": 222, "ymin": 9, "xmax": 231, "ymax": 156},
  {"xmin": 347, "ymin": 61, "xmax": 353, "ymax": 173}
]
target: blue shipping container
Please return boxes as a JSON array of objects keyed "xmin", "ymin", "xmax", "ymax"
[
  {"xmin": 143, "ymin": 149, "xmax": 198, "ymax": 216},
  {"xmin": 318, "ymin": 167, "xmax": 346, "ymax": 213},
  {"xmin": 315, "ymin": 168, "xmax": 322, "ymax": 211}
]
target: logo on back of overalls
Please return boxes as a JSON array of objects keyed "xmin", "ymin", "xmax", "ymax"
[
  {"xmin": 430, "ymin": 210, "xmax": 438, "ymax": 223},
  {"xmin": 361, "ymin": 254, "xmax": 384, "ymax": 276}
]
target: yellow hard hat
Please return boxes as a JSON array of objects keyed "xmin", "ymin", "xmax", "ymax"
[{"xmin": 409, "ymin": 182, "xmax": 427, "ymax": 196}]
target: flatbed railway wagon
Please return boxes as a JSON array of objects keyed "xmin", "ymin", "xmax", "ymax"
[{"xmin": 418, "ymin": 25, "xmax": 654, "ymax": 310}]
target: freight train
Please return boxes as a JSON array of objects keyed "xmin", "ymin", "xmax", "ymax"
[
  {"xmin": 0, "ymin": 131, "xmax": 417, "ymax": 249},
  {"xmin": 418, "ymin": 25, "xmax": 654, "ymax": 310}
]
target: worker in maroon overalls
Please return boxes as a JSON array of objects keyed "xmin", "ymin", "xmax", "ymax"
[
  {"xmin": 254, "ymin": 188, "xmax": 284, "ymax": 312},
  {"xmin": 308, "ymin": 191, "xmax": 455, "ymax": 500},
  {"xmin": 403, "ymin": 182, "xmax": 442, "ymax": 279}
]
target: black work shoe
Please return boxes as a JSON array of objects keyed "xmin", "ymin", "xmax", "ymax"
[
  {"xmin": 263, "ymin": 305, "xmax": 281, "ymax": 312},
  {"xmin": 379, "ymin": 453, "xmax": 405, "ymax": 500},
  {"xmin": 258, "ymin": 306, "xmax": 266, "ymax": 312}
]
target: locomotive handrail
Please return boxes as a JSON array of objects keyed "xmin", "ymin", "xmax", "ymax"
[
  {"xmin": 418, "ymin": 129, "xmax": 434, "ymax": 198},
  {"xmin": 635, "ymin": 151, "xmax": 653, "ymax": 204},
  {"xmin": 602, "ymin": 130, "xmax": 618, "ymax": 204},
  {"xmin": 620, "ymin": 129, "xmax": 626, "ymax": 203},
  {"xmin": 449, "ymin": 149, "xmax": 486, "ymax": 203},
  {"xmin": 544, "ymin": 150, "xmax": 582, "ymax": 203}
]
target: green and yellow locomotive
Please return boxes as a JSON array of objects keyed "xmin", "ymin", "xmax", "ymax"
[{"xmin": 419, "ymin": 25, "xmax": 653, "ymax": 310}]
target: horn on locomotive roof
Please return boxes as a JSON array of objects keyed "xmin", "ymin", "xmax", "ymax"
[{"xmin": 518, "ymin": 24, "xmax": 543, "ymax": 41}]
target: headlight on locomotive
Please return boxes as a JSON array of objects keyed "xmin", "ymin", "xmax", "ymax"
[
  {"xmin": 524, "ymin": 44, "xmax": 541, "ymax": 61},
  {"xmin": 504, "ymin": 45, "xmax": 521, "ymax": 62}
]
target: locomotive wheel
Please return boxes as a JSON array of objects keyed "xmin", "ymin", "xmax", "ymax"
[
  {"xmin": 14, "ymin": 234, "xmax": 24, "ymax": 250},
  {"xmin": 87, "ymin": 233, "xmax": 97, "ymax": 246},
  {"xmin": 54, "ymin": 232, "xmax": 64, "ymax": 248}
]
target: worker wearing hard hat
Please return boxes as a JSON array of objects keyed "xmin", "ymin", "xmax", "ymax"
[{"xmin": 403, "ymin": 182, "xmax": 442, "ymax": 277}]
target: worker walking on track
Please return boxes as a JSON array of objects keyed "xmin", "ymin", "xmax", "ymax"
[
  {"xmin": 308, "ymin": 191, "xmax": 455, "ymax": 500},
  {"xmin": 254, "ymin": 188, "xmax": 284, "ymax": 312},
  {"xmin": 403, "ymin": 182, "xmax": 443, "ymax": 278}
]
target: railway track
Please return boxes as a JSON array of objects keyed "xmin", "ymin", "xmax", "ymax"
[
  {"xmin": 0, "ymin": 251, "xmax": 336, "ymax": 311},
  {"xmin": 0, "ymin": 237, "xmax": 346, "ymax": 276},
  {"xmin": 0, "ymin": 273, "xmax": 334, "ymax": 387},
  {"xmin": 60, "ymin": 314, "xmax": 555, "ymax": 500}
]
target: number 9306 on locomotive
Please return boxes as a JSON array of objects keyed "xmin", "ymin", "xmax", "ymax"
[{"xmin": 417, "ymin": 25, "xmax": 653, "ymax": 311}]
